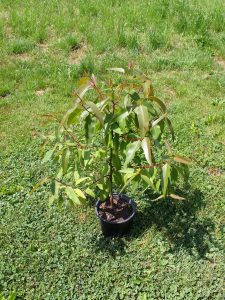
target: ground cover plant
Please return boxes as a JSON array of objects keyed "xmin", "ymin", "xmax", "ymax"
[{"xmin": 0, "ymin": 0, "xmax": 225, "ymax": 299}]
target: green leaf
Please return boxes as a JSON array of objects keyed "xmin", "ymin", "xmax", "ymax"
[
  {"xmin": 67, "ymin": 106, "xmax": 81, "ymax": 126},
  {"xmin": 134, "ymin": 105, "xmax": 150, "ymax": 137},
  {"xmin": 113, "ymin": 127, "xmax": 124, "ymax": 135},
  {"xmin": 65, "ymin": 186, "xmax": 81, "ymax": 205},
  {"xmin": 97, "ymin": 183, "xmax": 104, "ymax": 190},
  {"xmin": 84, "ymin": 114, "xmax": 92, "ymax": 141},
  {"xmin": 74, "ymin": 81, "xmax": 93, "ymax": 99},
  {"xmin": 86, "ymin": 102, "xmax": 103, "ymax": 125},
  {"xmin": 169, "ymin": 194, "xmax": 185, "ymax": 200},
  {"xmin": 62, "ymin": 148, "xmax": 70, "ymax": 174},
  {"xmin": 174, "ymin": 155, "xmax": 192, "ymax": 165},
  {"xmin": 107, "ymin": 67, "xmax": 125, "ymax": 73},
  {"xmin": 74, "ymin": 188, "xmax": 86, "ymax": 199},
  {"xmin": 124, "ymin": 141, "xmax": 141, "ymax": 166},
  {"xmin": 112, "ymin": 154, "xmax": 121, "ymax": 169},
  {"xmin": 85, "ymin": 188, "xmax": 95, "ymax": 198},
  {"xmin": 85, "ymin": 101, "xmax": 104, "ymax": 126},
  {"xmin": 141, "ymin": 174, "xmax": 155, "ymax": 191},
  {"xmin": 75, "ymin": 177, "xmax": 90, "ymax": 185},
  {"xmin": 120, "ymin": 168, "xmax": 135, "ymax": 174},
  {"xmin": 141, "ymin": 137, "xmax": 152, "ymax": 165},
  {"xmin": 130, "ymin": 92, "xmax": 140, "ymax": 101},
  {"xmin": 30, "ymin": 176, "xmax": 49, "ymax": 194},
  {"xmin": 151, "ymin": 125, "xmax": 161, "ymax": 140},
  {"xmin": 162, "ymin": 163, "xmax": 171, "ymax": 197},
  {"xmin": 42, "ymin": 148, "xmax": 55, "ymax": 163},
  {"xmin": 83, "ymin": 149, "xmax": 91, "ymax": 166}
]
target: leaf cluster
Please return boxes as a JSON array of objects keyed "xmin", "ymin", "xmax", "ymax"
[{"xmin": 37, "ymin": 68, "xmax": 191, "ymax": 206}]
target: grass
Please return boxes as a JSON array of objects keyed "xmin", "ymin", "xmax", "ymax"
[{"xmin": 0, "ymin": 0, "xmax": 225, "ymax": 299}]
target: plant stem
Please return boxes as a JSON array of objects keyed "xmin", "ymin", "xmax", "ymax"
[{"xmin": 109, "ymin": 89, "xmax": 116, "ymax": 207}]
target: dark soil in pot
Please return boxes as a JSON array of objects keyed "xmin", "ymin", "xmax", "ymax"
[{"xmin": 95, "ymin": 194, "xmax": 136, "ymax": 236}]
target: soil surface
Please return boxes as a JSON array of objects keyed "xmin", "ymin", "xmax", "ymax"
[{"xmin": 98, "ymin": 195, "xmax": 133, "ymax": 223}]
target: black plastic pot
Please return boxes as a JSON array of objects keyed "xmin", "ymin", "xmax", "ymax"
[{"xmin": 95, "ymin": 194, "xmax": 136, "ymax": 236}]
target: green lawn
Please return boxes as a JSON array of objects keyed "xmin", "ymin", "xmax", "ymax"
[{"xmin": 0, "ymin": 0, "xmax": 225, "ymax": 299}]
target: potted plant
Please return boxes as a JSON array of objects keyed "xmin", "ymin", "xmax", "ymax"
[{"xmin": 33, "ymin": 67, "xmax": 190, "ymax": 236}]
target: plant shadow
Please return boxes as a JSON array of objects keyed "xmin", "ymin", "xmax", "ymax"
[
  {"xmin": 129, "ymin": 188, "xmax": 216, "ymax": 258},
  {"xmin": 92, "ymin": 188, "xmax": 217, "ymax": 259}
]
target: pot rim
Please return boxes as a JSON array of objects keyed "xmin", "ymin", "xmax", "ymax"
[{"xmin": 95, "ymin": 193, "xmax": 136, "ymax": 224}]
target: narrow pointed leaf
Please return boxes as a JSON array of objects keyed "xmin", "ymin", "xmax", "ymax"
[
  {"xmin": 152, "ymin": 113, "xmax": 167, "ymax": 127},
  {"xmin": 152, "ymin": 194, "xmax": 165, "ymax": 201},
  {"xmin": 141, "ymin": 174, "xmax": 155, "ymax": 190},
  {"xmin": 134, "ymin": 105, "xmax": 150, "ymax": 137},
  {"xmin": 162, "ymin": 163, "xmax": 171, "ymax": 197},
  {"xmin": 143, "ymin": 80, "xmax": 154, "ymax": 97},
  {"xmin": 75, "ymin": 177, "xmax": 90, "ymax": 185},
  {"xmin": 124, "ymin": 141, "xmax": 141, "ymax": 166},
  {"xmin": 149, "ymin": 96, "xmax": 166, "ymax": 112},
  {"xmin": 30, "ymin": 176, "xmax": 49, "ymax": 194},
  {"xmin": 165, "ymin": 117, "xmax": 175, "ymax": 140},
  {"xmin": 174, "ymin": 155, "xmax": 192, "ymax": 165},
  {"xmin": 107, "ymin": 67, "xmax": 125, "ymax": 73},
  {"xmin": 164, "ymin": 139, "xmax": 173, "ymax": 155},
  {"xmin": 42, "ymin": 149, "xmax": 55, "ymax": 163},
  {"xmin": 62, "ymin": 148, "xmax": 70, "ymax": 174},
  {"xmin": 169, "ymin": 194, "xmax": 185, "ymax": 200},
  {"xmin": 74, "ymin": 188, "xmax": 86, "ymax": 199},
  {"xmin": 85, "ymin": 101, "xmax": 104, "ymax": 126},
  {"xmin": 85, "ymin": 188, "xmax": 95, "ymax": 198},
  {"xmin": 65, "ymin": 187, "xmax": 81, "ymax": 205},
  {"xmin": 141, "ymin": 137, "xmax": 152, "ymax": 165}
]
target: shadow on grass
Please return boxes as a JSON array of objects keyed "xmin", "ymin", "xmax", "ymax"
[{"xmin": 92, "ymin": 188, "xmax": 216, "ymax": 259}]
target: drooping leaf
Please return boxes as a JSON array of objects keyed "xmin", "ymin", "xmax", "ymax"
[
  {"xmin": 141, "ymin": 174, "xmax": 155, "ymax": 191},
  {"xmin": 74, "ymin": 81, "xmax": 93, "ymax": 99},
  {"xmin": 165, "ymin": 117, "xmax": 175, "ymax": 140},
  {"xmin": 107, "ymin": 67, "xmax": 125, "ymax": 73},
  {"xmin": 143, "ymin": 80, "xmax": 154, "ymax": 97},
  {"xmin": 62, "ymin": 148, "xmax": 70, "ymax": 174},
  {"xmin": 162, "ymin": 163, "xmax": 171, "ymax": 197},
  {"xmin": 67, "ymin": 105, "xmax": 81, "ymax": 126},
  {"xmin": 124, "ymin": 141, "xmax": 141, "ymax": 166},
  {"xmin": 141, "ymin": 137, "xmax": 152, "ymax": 165},
  {"xmin": 164, "ymin": 139, "xmax": 173, "ymax": 155},
  {"xmin": 174, "ymin": 155, "xmax": 192, "ymax": 165},
  {"xmin": 149, "ymin": 96, "xmax": 166, "ymax": 113},
  {"xmin": 151, "ymin": 113, "xmax": 167, "ymax": 128},
  {"xmin": 85, "ymin": 101, "xmax": 104, "ymax": 126},
  {"xmin": 169, "ymin": 194, "xmax": 185, "ymax": 200},
  {"xmin": 65, "ymin": 187, "xmax": 81, "ymax": 205},
  {"xmin": 30, "ymin": 176, "xmax": 49, "ymax": 194},
  {"xmin": 134, "ymin": 105, "xmax": 150, "ymax": 137}
]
